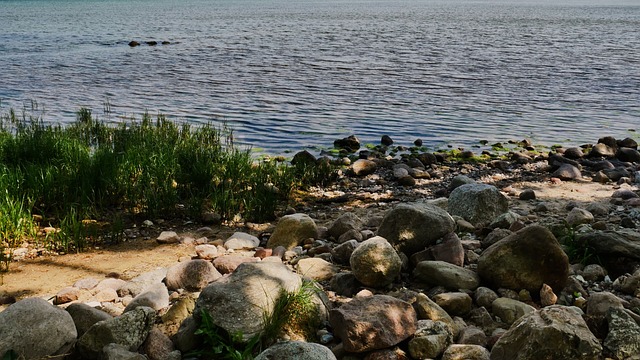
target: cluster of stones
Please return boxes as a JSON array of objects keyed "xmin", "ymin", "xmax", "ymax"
[{"xmin": 3, "ymin": 134, "xmax": 640, "ymax": 359}]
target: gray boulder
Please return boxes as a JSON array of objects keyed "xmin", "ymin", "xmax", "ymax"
[
  {"xmin": 267, "ymin": 213, "xmax": 318, "ymax": 250},
  {"xmin": 295, "ymin": 257, "xmax": 338, "ymax": 282},
  {"xmin": 164, "ymin": 259, "xmax": 221, "ymax": 291},
  {"xmin": 195, "ymin": 262, "xmax": 302, "ymax": 340},
  {"xmin": 350, "ymin": 236, "xmax": 402, "ymax": 288},
  {"xmin": 377, "ymin": 202, "xmax": 455, "ymax": 256},
  {"xmin": 328, "ymin": 212, "xmax": 363, "ymax": 240},
  {"xmin": 102, "ymin": 343, "xmax": 147, "ymax": 359},
  {"xmin": 224, "ymin": 231, "xmax": 260, "ymax": 250},
  {"xmin": 331, "ymin": 239, "xmax": 359, "ymax": 265},
  {"xmin": 76, "ymin": 306, "xmax": 156, "ymax": 359},
  {"xmin": 118, "ymin": 268, "xmax": 168, "ymax": 297},
  {"xmin": 408, "ymin": 320, "xmax": 453, "ymax": 359},
  {"xmin": 329, "ymin": 295, "xmax": 417, "ymax": 353},
  {"xmin": 490, "ymin": 305, "xmax": 602, "ymax": 360},
  {"xmin": 552, "ymin": 163, "xmax": 582, "ymax": 181},
  {"xmin": 412, "ymin": 293, "xmax": 458, "ymax": 336},
  {"xmin": 124, "ymin": 282, "xmax": 170, "ymax": 312},
  {"xmin": 66, "ymin": 302, "xmax": 113, "ymax": 337},
  {"xmin": 448, "ymin": 184, "xmax": 508, "ymax": 227},
  {"xmin": 413, "ymin": 260, "xmax": 480, "ymax": 290},
  {"xmin": 491, "ymin": 298, "xmax": 535, "ymax": 325},
  {"xmin": 604, "ymin": 307, "xmax": 640, "ymax": 359},
  {"xmin": 578, "ymin": 229, "xmax": 640, "ymax": 260},
  {"xmin": 477, "ymin": 225, "xmax": 569, "ymax": 292},
  {"xmin": 254, "ymin": 341, "xmax": 337, "ymax": 360},
  {"xmin": 0, "ymin": 298, "xmax": 77, "ymax": 359}
]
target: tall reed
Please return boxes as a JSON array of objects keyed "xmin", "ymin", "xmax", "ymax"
[{"xmin": 0, "ymin": 108, "xmax": 336, "ymax": 260}]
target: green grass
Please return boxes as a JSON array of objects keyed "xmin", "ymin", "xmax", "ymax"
[
  {"xmin": 190, "ymin": 280, "xmax": 323, "ymax": 359},
  {"xmin": 0, "ymin": 108, "xmax": 337, "ymax": 269}
]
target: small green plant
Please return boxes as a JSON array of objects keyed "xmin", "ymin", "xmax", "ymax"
[
  {"xmin": 557, "ymin": 222, "xmax": 599, "ymax": 265},
  {"xmin": 194, "ymin": 310, "xmax": 261, "ymax": 360}
]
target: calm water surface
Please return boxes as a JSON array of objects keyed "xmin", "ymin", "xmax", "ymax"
[{"xmin": 1, "ymin": 0, "xmax": 639, "ymax": 153}]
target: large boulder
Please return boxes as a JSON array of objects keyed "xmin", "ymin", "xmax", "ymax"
[
  {"xmin": 377, "ymin": 202, "xmax": 455, "ymax": 256},
  {"xmin": 164, "ymin": 259, "xmax": 221, "ymax": 291},
  {"xmin": 254, "ymin": 341, "xmax": 337, "ymax": 360},
  {"xmin": 604, "ymin": 307, "xmax": 640, "ymax": 359},
  {"xmin": 267, "ymin": 213, "xmax": 318, "ymax": 250},
  {"xmin": 578, "ymin": 229, "xmax": 640, "ymax": 260},
  {"xmin": 477, "ymin": 225, "xmax": 569, "ymax": 292},
  {"xmin": 195, "ymin": 262, "xmax": 302, "ymax": 339},
  {"xmin": 413, "ymin": 260, "xmax": 480, "ymax": 290},
  {"xmin": 0, "ymin": 298, "xmax": 77, "ymax": 359},
  {"xmin": 490, "ymin": 306, "xmax": 602, "ymax": 360},
  {"xmin": 66, "ymin": 302, "xmax": 113, "ymax": 337},
  {"xmin": 350, "ymin": 236, "xmax": 402, "ymax": 288},
  {"xmin": 448, "ymin": 184, "xmax": 508, "ymax": 227},
  {"xmin": 330, "ymin": 295, "xmax": 417, "ymax": 353},
  {"xmin": 76, "ymin": 306, "xmax": 156, "ymax": 358}
]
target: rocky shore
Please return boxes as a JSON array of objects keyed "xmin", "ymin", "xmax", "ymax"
[{"xmin": 2, "ymin": 134, "xmax": 640, "ymax": 359}]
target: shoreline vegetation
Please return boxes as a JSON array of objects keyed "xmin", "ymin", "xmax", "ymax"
[
  {"xmin": 0, "ymin": 106, "xmax": 638, "ymax": 275},
  {"xmin": 0, "ymin": 108, "xmax": 337, "ymax": 272}
]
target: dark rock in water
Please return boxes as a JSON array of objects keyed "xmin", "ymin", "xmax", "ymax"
[
  {"xmin": 617, "ymin": 147, "xmax": 640, "ymax": 163},
  {"xmin": 617, "ymin": 137, "xmax": 638, "ymax": 149},
  {"xmin": 146, "ymin": 41, "xmax": 158, "ymax": 46},
  {"xmin": 128, "ymin": 41, "xmax": 140, "ymax": 47},
  {"xmin": 291, "ymin": 150, "xmax": 316, "ymax": 166},
  {"xmin": 161, "ymin": 41, "xmax": 171, "ymax": 45},
  {"xmin": 381, "ymin": 135, "xmax": 394, "ymax": 146},
  {"xmin": 552, "ymin": 163, "xmax": 582, "ymax": 181},
  {"xmin": 589, "ymin": 143, "xmax": 616, "ymax": 158},
  {"xmin": 414, "ymin": 139, "xmax": 423, "ymax": 147},
  {"xmin": 334, "ymin": 135, "xmax": 360, "ymax": 152}
]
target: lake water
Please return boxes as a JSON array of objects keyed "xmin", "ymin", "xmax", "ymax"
[{"xmin": 1, "ymin": 0, "xmax": 639, "ymax": 154}]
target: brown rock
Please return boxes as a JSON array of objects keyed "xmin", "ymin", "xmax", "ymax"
[{"xmin": 330, "ymin": 295, "xmax": 417, "ymax": 353}]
